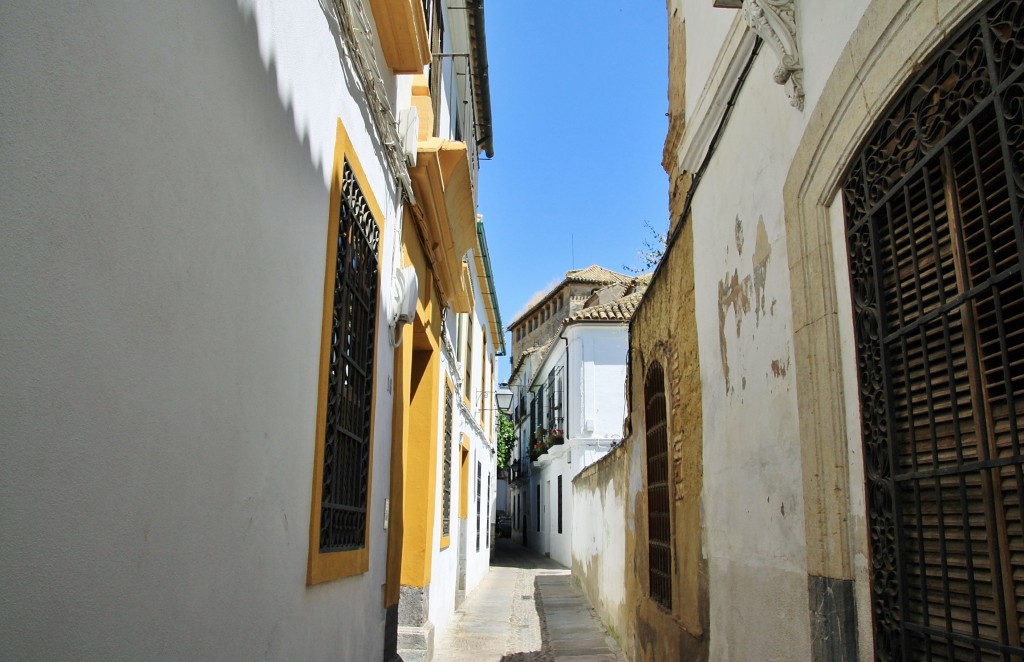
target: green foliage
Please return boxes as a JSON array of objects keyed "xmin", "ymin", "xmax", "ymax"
[
  {"xmin": 625, "ymin": 218, "xmax": 667, "ymax": 274},
  {"xmin": 497, "ymin": 412, "xmax": 514, "ymax": 470}
]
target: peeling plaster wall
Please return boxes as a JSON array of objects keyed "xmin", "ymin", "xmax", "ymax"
[
  {"xmin": 575, "ymin": 209, "xmax": 708, "ymax": 661},
  {"xmin": 655, "ymin": 2, "xmax": 991, "ymax": 660},
  {"xmin": 690, "ymin": 48, "xmax": 813, "ymax": 661}
]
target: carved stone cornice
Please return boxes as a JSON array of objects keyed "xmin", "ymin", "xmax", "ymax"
[{"xmin": 742, "ymin": 0, "xmax": 804, "ymax": 110}]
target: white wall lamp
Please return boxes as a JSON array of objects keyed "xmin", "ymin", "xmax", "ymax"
[{"xmin": 388, "ymin": 265, "xmax": 418, "ymax": 347}]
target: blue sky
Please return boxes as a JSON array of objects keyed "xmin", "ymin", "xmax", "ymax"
[{"xmin": 477, "ymin": 2, "xmax": 669, "ymax": 379}]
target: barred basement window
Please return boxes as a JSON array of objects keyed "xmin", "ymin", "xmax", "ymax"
[
  {"xmin": 442, "ymin": 383, "xmax": 454, "ymax": 542},
  {"xmin": 645, "ymin": 361, "xmax": 672, "ymax": 610},
  {"xmin": 843, "ymin": 1, "xmax": 1024, "ymax": 656}
]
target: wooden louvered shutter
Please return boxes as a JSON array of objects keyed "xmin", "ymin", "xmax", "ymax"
[{"xmin": 842, "ymin": 1, "xmax": 1024, "ymax": 658}]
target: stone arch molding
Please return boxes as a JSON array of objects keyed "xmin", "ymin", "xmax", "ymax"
[{"xmin": 781, "ymin": 0, "xmax": 986, "ymax": 653}]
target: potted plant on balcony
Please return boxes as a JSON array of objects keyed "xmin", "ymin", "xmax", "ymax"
[
  {"xmin": 546, "ymin": 428, "xmax": 565, "ymax": 447},
  {"xmin": 529, "ymin": 431, "xmax": 548, "ymax": 462}
]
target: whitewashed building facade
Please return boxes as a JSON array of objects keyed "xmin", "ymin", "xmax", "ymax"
[
  {"xmin": 0, "ymin": 0, "xmax": 498, "ymax": 660},
  {"xmin": 505, "ymin": 268, "xmax": 644, "ymax": 567}
]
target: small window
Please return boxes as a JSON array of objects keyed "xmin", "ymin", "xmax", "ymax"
[
  {"xmin": 464, "ymin": 315, "xmax": 473, "ymax": 400},
  {"xmin": 536, "ymin": 484, "xmax": 541, "ymax": 532},
  {"xmin": 475, "ymin": 460, "xmax": 482, "ymax": 551},
  {"xmin": 645, "ymin": 361, "xmax": 672, "ymax": 609},
  {"xmin": 557, "ymin": 475, "xmax": 563, "ymax": 534}
]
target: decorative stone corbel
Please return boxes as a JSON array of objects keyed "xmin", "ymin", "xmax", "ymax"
[{"xmin": 742, "ymin": 0, "xmax": 804, "ymax": 111}]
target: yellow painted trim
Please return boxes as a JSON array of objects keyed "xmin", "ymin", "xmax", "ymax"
[
  {"xmin": 307, "ymin": 118, "xmax": 387, "ymax": 586},
  {"xmin": 409, "ymin": 138, "xmax": 474, "ymax": 312},
  {"xmin": 367, "ymin": 0, "xmax": 430, "ymax": 74},
  {"xmin": 459, "ymin": 434, "xmax": 470, "ymax": 519},
  {"xmin": 396, "ymin": 229, "xmax": 444, "ymax": 589}
]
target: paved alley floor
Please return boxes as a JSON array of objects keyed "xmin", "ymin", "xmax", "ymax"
[{"xmin": 432, "ymin": 538, "xmax": 625, "ymax": 662}]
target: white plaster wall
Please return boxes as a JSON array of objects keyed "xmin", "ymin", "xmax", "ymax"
[
  {"xmin": 689, "ymin": 50, "xmax": 813, "ymax": 662},
  {"xmin": 522, "ymin": 324, "xmax": 627, "ymax": 566},
  {"xmin": 0, "ymin": 2, "xmax": 403, "ymax": 659},
  {"xmin": 529, "ymin": 450, "xmax": 573, "ymax": 566},
  {"xmin": 677, "ymin": 2, "xmax": 967, "ymax": 658},
  {"xmin": 428, "ymin": 332, "xmax": 498, "ymax": 638},
  {"xmin": 681, "ymin": 0, "xmax": 740, "ymax": 123},
  {"xmin": 466, "ymin": 440, "xmax": 496, "ymax": 590},
  {"xmin": 428, "ymin": 351, "xmax": 461, "ymax": 640},
  {"xmin": 798, "ymin": 0, "xmax": 872, "ymax": 113},
  {"xmin": 570, "ymin": 325, "xmax": 629, "ymax": 441},
  {"xmin": 497, "ymin": 478, "xmax": 508, "ymax": 514},
  {"xmin": 571, "ymin": 466, "xmax": 628, "ymax": 637}
]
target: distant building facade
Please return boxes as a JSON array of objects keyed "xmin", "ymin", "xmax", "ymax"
[{"xmin": 505, "ymin": 267, "xmax": 645, "ymax": 566}]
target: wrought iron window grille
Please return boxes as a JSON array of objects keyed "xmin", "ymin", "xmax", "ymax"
[
  {"xmin": 319, "ymin": 158, "xmax": 380, "ymax": 553},
  {"xmin": 843, "ymin": 2, "xmax": 1024, "ymax": 656}
]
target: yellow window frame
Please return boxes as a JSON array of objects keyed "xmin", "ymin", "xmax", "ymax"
[{"xmin": 307, "ymin": 118, "xmax": 387, "ymax": 586}]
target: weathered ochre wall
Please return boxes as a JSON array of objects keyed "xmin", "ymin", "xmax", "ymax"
[
  {"xmin": 573, "ymin": 207, "xmax": 707, "ymax": 662},
  {"xmin": 624, "ymin": 208, "xmax": 707, "ymax": 662},
  {"xmin": 571, "ymin": 2, "xmax": 708, "ymax": 658}
]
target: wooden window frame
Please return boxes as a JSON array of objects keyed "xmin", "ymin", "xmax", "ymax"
[{"xmin": 307, "ymin": 119, "xmax": 386, "ymax": 585}]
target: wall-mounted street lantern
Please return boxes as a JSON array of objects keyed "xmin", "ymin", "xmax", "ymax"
[{"xmin": 495, "ymin": 387, "xmax": 513, "ymax": 412}]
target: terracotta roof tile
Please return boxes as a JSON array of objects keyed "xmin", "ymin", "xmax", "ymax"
[
  {"xmin": 565, "ymin": 289, "xmax": 645, "ymax": 324},
  {"xmin": 563, "ymin": 265, "xmax": 631, "ymax": 284}
]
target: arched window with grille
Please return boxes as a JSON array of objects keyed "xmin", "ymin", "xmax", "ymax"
[
  {"xmin": 843, "ymin": 1, "xmax": 1024, "ymax": 656},
  {"xmin": 645, "ymin": 360, "xmax": 672, "ymax": 610}
]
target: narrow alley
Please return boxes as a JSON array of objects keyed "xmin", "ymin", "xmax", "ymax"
[{"xmin": 433, "ymin": 539, "xmax": 625, "ymax": 662}]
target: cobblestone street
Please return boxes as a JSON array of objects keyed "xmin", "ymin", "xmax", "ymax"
[{"xmin": 433, "ymin": 539, "xmax": 625, "ymax": 662}]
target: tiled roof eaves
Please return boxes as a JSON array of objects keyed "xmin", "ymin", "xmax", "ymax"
[
  {"xmin": 508, "ymin": 339, "xmax": 554, "ymax": 384},
  {"xmin": 506, "ymin": 266, "xmax": 631, "ymax": 329},
  {"xmin": 563, "ymin": 265, "xmax": 631, "ymax": 284},
  {"xmin": 563, "ymin": 290, "xmax": 645, "ymax": 324}
]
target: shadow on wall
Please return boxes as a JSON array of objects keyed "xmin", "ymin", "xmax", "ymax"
[
  {"xmin": 239, "ymin": 0, "xmax": 404, "ymax": 198},
  {"xmin": 236, "ymin": 0, "xmax": 372, "ymax": 191}
]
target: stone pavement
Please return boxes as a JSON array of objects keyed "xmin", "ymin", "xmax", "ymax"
[{"xmin": 432, "ymin": 538, "xmax": 625, "ymax": 661}]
